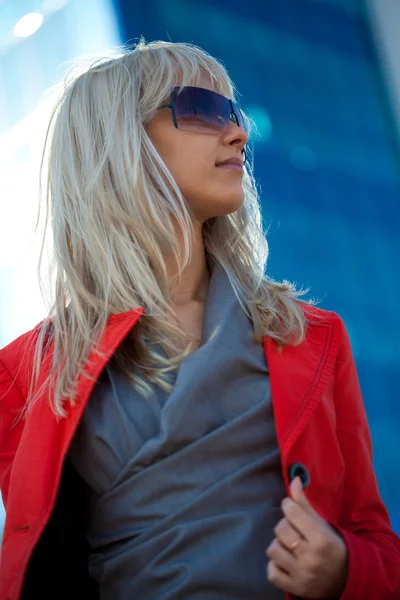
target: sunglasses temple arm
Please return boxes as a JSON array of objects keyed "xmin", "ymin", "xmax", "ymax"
[
  {"xmin": 170, "ymin": 93, "xmax": 178, "ymax": 129},
  {"xmin": 158, "ymin": 95, "xmax": 178, "ymax": 129}
]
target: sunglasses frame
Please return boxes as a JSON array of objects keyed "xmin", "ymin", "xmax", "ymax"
[{"xmin": 158, "ymin": 86, "xmax": 246, "ymax": 133}]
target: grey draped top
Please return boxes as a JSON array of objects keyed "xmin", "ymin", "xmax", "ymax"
[{"xmin": 68, "ymin": 254, "xmax": 286, "ymax": 599}]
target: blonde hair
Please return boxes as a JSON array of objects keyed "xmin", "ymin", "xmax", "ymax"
[{"xmin": 28, "ymin": 38, "xmax": 316, "ymax": 418}]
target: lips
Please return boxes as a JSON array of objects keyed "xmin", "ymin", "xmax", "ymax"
[
  {"xmin": 216, "ymin": 157, "xmax": 243, "ymax": 167},
  {"xmin": 216, "ymin": 163, "xmax": 243, "ymax": 172}
]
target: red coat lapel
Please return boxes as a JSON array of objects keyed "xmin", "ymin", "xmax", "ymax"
[
  {"xmin": 7, "ymin": 309, "xmax": 144, "ymax": 531},
  {"xmin": 264, "ymin": 317, "xmax": 342, "ymax": 470}
]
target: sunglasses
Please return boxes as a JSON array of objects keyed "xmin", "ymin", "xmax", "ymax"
[{"xmin": 158, "ymin": 86, "xmax": 247, "ymax": 135}]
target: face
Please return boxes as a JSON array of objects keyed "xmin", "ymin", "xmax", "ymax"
[{"xmin": 145, "ymin": 73, "xmax": 249, "ymax": 224}]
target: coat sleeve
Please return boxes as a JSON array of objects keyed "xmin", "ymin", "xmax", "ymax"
[
  {"xmin": 331, "ymin": 316, "xmax": 400, "ymax": 600},
  {"xmin": 0, "ymin": 358, "xmax": 26, "ymax": 508}
]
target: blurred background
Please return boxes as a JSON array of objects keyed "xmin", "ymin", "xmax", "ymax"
[{"xmin": 0, "ymin": 0, "xmax": 399, "ymax": 542}]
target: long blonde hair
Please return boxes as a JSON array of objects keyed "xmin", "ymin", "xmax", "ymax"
[{"xmin": 28, "ymin": 38, "xmax": 316, "ymax": 418}]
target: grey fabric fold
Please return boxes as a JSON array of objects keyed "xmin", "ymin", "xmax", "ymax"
[{"xmin": 69, "ymin": 254, "xmax": 286, "ymax": 599}]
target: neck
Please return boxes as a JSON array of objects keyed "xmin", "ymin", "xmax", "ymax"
[{"xmin": 167, "ymin": 221, "xmax": 210, "ymax": 307}]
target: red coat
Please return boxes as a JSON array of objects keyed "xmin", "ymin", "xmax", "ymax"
[{"xmin": 1, "ymin": 306, "xmax": 400, "ymax": 600}]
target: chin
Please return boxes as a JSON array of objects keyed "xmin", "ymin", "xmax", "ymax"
[
  {"xmin": 215, "ymin": 192, "xmax": 245, "ymax": 215},
  {"xmin": 188, "ymin": 189, "xmax": 245, "ymax": 221}
]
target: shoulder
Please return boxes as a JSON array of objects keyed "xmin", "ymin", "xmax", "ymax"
[
  {"xmin": 301, "ymin": 304, "xmax": 355, "ymax": 371},
  {"xmin": 301, "ymin": 302, "xmax": 342, "ymax": 324},
  {"xmin": 301, "ymin": 303, "xmax": 347, "ymax": 334},
  {"xmin": 300, "ymin": 303, "xmax": 353, "ymax": 358}
]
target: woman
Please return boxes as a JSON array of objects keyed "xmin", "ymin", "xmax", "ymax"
[{"xmin": 0, "ymin": 39, "xmax": 399, "ymax": 600}]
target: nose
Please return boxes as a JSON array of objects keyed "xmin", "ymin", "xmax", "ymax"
[{"xmin": 221, "ymin": 119, "xmax": 249, "ymax": 152}]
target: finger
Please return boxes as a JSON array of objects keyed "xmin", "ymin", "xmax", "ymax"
[
  {"xmin": 273, "ymin": 517, "xmax": 305, "ymax": 552},
  {"xmin": 281, "ymin": 496, "xmax": 320, "ymax": 543},
  {"xmin": 267, "ymin": 560, "xmax": 298, "ymax": 595},
  {"xmin": 266, "ymin": 538, "xmax": 298, "ymax": 573}
]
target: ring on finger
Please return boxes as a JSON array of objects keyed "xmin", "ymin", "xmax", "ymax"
[{"xmin": 290, "ymin": 539, "xmax": 301, "ymax": 551}]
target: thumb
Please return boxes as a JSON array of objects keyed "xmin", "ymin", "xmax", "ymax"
[{"xmin": 290, "ymin": 476, "xmax": 315, "ymax": 514}]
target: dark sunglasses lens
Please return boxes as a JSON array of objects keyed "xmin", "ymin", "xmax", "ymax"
[{"xmin": 173, "ymin": 87, "xmax": 233, "ymax": 132}]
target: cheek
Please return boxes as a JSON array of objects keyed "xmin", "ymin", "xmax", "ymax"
[
  {"xmin": 166, "ymin": 151, "xmax": 213, "ymax": 196},
  {"xmin": 155, "ymin": 140, "xmax": 245, "ymax": 218}
]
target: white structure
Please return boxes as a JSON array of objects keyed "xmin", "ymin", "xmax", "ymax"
[
  {"xmin": 366, "ymin": 0, "xmax": 400, "ymax": 137},
  {"xmin": 0, "ymin": 0, "xmax": 120, "ymax": 545}
]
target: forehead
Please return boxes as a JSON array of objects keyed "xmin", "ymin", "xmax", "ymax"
[
  {"xmin": 193, "ymin": 71, "xmax": 215, "ymax": 92},
  {"xmin": 173, "ymin": 67, "xmax": 226, "ymax": 95}
]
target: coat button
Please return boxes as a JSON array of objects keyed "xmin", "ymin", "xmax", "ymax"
[{"xmin": 288, "ymin": 462, "xmax": 310, "ymax": 489}]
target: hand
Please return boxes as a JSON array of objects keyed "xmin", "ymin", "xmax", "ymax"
[{"xmin": 265, "ymin": 476, "xmax": 348, "ymax": 598}]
